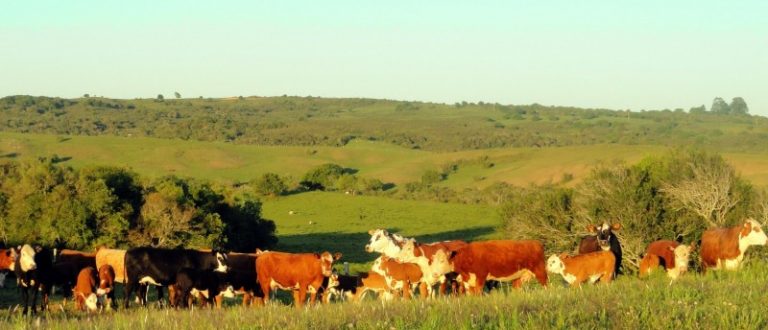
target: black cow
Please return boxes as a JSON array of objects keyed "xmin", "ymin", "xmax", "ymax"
[
  {"xmin": 174, "ymin": 268, "xmax": 221, "ymax": 308},
  {"xmin": 123, "ymin": 247, "xmax": 228, "ymax": 308},
  {"xmin": 578, "ymin": 223, "xmax": 623, "ymax": 276},
  {"xmin": 13, "ymin": 244, "xmax": 53, "ymax": 314},
  {"xmin": 215, "ymin": 269, "xmax": 264, "ymax": 307},
  {"xmin": 322, "ymin": 272, "xmax": 361, "ymax": 302}
]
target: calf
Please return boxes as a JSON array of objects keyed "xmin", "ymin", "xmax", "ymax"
[
  {"xmin": 73, "ymin": 267, "xmax": 99, "ymax": 312},
  {"xmin": 323, "ymin": 273, "xmax": 361, "ymax": 303},
  {"xmin": 124, "ymin": 247, "xmax": 228, "ymax": 308},
  {"xmin": 95, "ymin": 248, "xmax": 126, "ymax": 283},
  {"xmin": 256, "ymin": 250, "xmax": 341, "ymax": 307},
  {"xmin": 449, "ymin": 240, "xmax": 548, "ymax": 294},
  {"xmin": 371, "ymin": 256, "xmax": 422, "ymax": 299},
  {"xmin": 700, "ymin": 218, "xmax": 767, "ymax": 271},
  {"xmin": 97, "ymin": 265, "xmax": 116, "ymax": 309},
  {"xmin": 546, "ymin": 251, "xmax": 615, "ymax": 287},
  {"xmin": 351, "ymin": 272, "xmax": 394, "ymax": 301},
  {"xmin": 174, "ymin": 268, "xmax": 221, "ymax": 308},
  {"xmin": 579, "ymin": 223, "xmax": 623, "ymax": 276},
  {"xmin": 639, "ymin": 240, "xmax": 695, "ymax": 279}
]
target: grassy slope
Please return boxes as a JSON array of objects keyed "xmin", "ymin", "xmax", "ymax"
[
  {"xmin": 2, "ymin": 263, "xmax": 767, "ymax": 329},
  {"xmin": 5, "ymin": 131, "xmax": 768, "ymax": 187}
]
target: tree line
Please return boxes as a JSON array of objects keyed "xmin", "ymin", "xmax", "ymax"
[{"xmin": 0, "ymin": 157, "xmax": 277, "ymax": 252}]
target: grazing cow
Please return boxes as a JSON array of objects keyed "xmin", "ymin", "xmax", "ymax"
[
  {"xmin": 123, "ymin": 248, "xmax": 228, "ymax": 308},
  {"xmin": 639, "ymin": 240, "xmax": 695, "ymax": 279},
  {"xmin": 174, "ymin": 268, "xmax": 222, "ymax": 308},
  {"xmin": 579, "ymin": 223, "xmax": 623, "ymax": 276},
  {"xmin": 700, "ymin": 218, "xmax": 768, "ymax": 271},
  {"xmin": 13, "ymin": 244, "xmax": 54, "ymax": 314},
  {"xmin": 255, "ymin": 250, "xmax": 341, "ymax": 307},
  {"xmin": 95, "ymin": 248, "xmax": 126, "ymax": 283},
  {"xmin": 73, "ymin": 267, "xmax": 99, "ymax": 312},
  {"xmin": 213, "ymin": 252, "xmax": 262, "ymax": 307},
  {"xmin": 371, "ymin": 256, "xmax": 422, "ymax": 299},
  {"xmin": 448, "ymin": 240, "xmax": 548, "ymax": 294},
  {"xmin": 546, "ymin": 251, "xmax": 615, "ymax": 287},
  {"xmin": 97, "ymin": 265, "xmax": 116, "ymax": 309}
]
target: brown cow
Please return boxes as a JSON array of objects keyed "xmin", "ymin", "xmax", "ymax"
[
  {"xmin": 448, "ymin": 240, "xmax": 548, "ymax": 294},
  {"xmin": 0, "ymin": 249, "xmax": 15, "ymax": 288},
  {"xmin": 73, "ymin": 267, "xmax": 99, "ymax": 312},
  {"xmin": 639, "ymin": 240, "xmax": 695, "ymax": 279},
  {"xmin": 371, "ymin": 256, "xmax": 422, "ymax": 299},
  {"xmin": 255, "ymin": 250, "xmax": 341, "ymax": 307},
  {"xmin": 700, "ymin": 218, "xmax": 767, "ymax": 271},
  {"xmin": 97, "ymin": 265, "xmax": 116, "ymax": 309},
  {"xmin": 579, "ymin": 223, "xmax": 623, "ymax": 276},
  {"xmin": 546, "ymin": 251, "xmax": 615, "ymax": 287}
]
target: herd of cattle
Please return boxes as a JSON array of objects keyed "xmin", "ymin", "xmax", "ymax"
[{"xmin": 0, "ymin": 218, "xmax": 766, "ymax": 314}]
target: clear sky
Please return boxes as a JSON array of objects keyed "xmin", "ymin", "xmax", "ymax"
[{"xmin": 1, "ymin": 1, "xmax": 766, "ymax": 114}]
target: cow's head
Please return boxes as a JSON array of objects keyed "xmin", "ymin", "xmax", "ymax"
[
  {"xmin": 85, "ymin": 293, "xmax": 99, "ymax": 311},
  {"xmin": 428, "ymin": 249, "xmax": 453, "ymax": 279},
  {"xmin": 365, "ymin": 229, "xmax": 406, "ymax": 256},
  {"xmin": 545, "ymin": 253, "xmax": 567, "ymax": 274},
  {"xmin": 212, "ymin": 251, "xmax": 228, "ymax": 273},
  {"xmin": 17, "ymin": 244, "xmax": 37, "ymax": 272},
  {"xmin": 670, "ymin": 244, "xmax": 694, "ymax": 271},
  {"xmin": 0, "ymin": 249, "xmax": 14, "ymax": 272},
  {"xmin": 318, "ymin": 251, "xmax": 342, "ymax": 277},
  {"xmin": 739, "ymin": 218, "xmax": 768, "ymax": 247},
  {"xmin": 587, "ymin": 223, "xmax": 621, "ymax": 251}
]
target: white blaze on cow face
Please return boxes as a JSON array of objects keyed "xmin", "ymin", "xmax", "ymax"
[
  {"xmin": 365, "ymin": 229, "xmax": 404, "ymax": 257},
  {"xmin": 85, "ymin": 293, "xmax": 99, "ymax": 311},
  {"xmin": 19, "ymin": 244, "xmax": 37, "ymax": 272},
  {"xmin": 215, "ymin": 252, "xmax": 228, "ymax": 273},
  {"xmin": 320, "ymin": 252, "xmax": 341, "ymax": 277},
  {"xmin": 741, "ymin": 219, "xmax": 768, "ymax": 248},
  {"xmin": 546, "ymin": 254, "xmax": 565, "ymax": 275},
  {"xmin": 673, "ymin": 245, "xmax": 692, "ymax": 271}
]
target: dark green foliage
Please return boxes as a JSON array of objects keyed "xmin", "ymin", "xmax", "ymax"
[
  {"xmin": 301, "ymin": 163, "xmax": 346, "ymax": 191},
  {"xmin": 0, "ymin": 159, "xmax": 276, "ymax": 251},
  {"xmin": 711, "ymin": 97, "xmax": 730, "ymax": 114},
  {"xmin": 253, "ymin": 173, "xmax": 287, "ymax": 196},
  {"xmin": 730, "ymin": 97, "xmax": 749, "ymax": 115}
]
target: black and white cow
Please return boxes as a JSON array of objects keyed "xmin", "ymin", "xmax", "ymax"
[
  {"xmin": 123, "ymin": 247, "xmax": 228, "ymax": 308},
  {"xmin": 13, "ymin": 244, "xmax": 53, "ymax": 314},
  {"xmin": 578, "ymin": 223, "xmax": 623, "ymax": 276},
  {"xmin": 174, "ymin": 268, "xmax": 222, "ymax": 308}
]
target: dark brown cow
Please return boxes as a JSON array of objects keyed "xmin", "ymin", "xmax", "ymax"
[
  {"xmin": 372, "ymin": 256, "xmax": 422, "ymax": 299},
  {"xmin": 700, "ymin": 219, "xmax": 767, "ymax": 271},
  {"xmin": 448, "ymin": 240, "xmax": 548, "ymax": 294},
  {"xmin": 639, "ymin": 240, "xmax": 694, "ymax": 279},
  {"xmin": 73, "ymin": 267, "xmax": 99, "ymax": 312},
  {"xmin": 546, "ymin": 251, "xmax": 614, "ymax": 287},
  {"xmin": 255, "ymin": 250, "xmax": 341, "ymax": 307}
]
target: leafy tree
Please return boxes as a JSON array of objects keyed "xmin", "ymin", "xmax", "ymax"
[
  {"xmin": 421, "ymin": 169, "xmax": 444, "ymax": 185},
  {"xmin": 730, "ymin": 97, "xmax": 749, "ymax": 115},
  {"xmin": 300, "ymin": 163, "xmax": 346, "ymax": 191},
  {"xmin": 174, "ymin": 92, "xmax": 182, "ymax": 99},
  {"xmin": 156, "ymin": 94, "xmax": 164, "ymax": 101},
  {"xmin": 253, "ymin": 173, "xmax": 287, "ymax": 196},
  {"xmin": 711, "ymin": 97, "xmax": 730, "ymax": 114}
]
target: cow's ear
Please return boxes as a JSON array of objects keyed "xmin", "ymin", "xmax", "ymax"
[
  {"xmin": 559, "ymin": 252, "xmax": 568, "ymax": 259},
  {"xmin": 741, "ymin": 221, "xmax": 752, "ymax": 236},
  {"xmin": 449, "ymin": 251, "xmax": 458, "ymax": 260},
  {"xmin": 611, "ymin": 223, "xmax": 622, "ymax": 231},
  {"xmin": 333, "ymin": 252, "xmax": 342, "ymax": 261},
  {"xmin": 368, "ymin": 229, "xmax": 375, "ymax": 235},
  {"xmin": 586, "ymin": 225, "xmax": 597, "ymax": 233}
]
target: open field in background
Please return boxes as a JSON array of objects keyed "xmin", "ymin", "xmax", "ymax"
[
  {"xmin": 2, "ymin": 262, "xmax": 768, "ymax": 329},
  {"xmin": 5, "ymin": 131, "xmax": 768, "ymax": 187}
]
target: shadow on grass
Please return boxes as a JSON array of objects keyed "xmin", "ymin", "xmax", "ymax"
[{"xmin": 276, "ymin": 226, "xmax": 495, "ymax": 265}]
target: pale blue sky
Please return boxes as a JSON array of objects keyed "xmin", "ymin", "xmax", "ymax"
[{"xmin": 2, "ymin": 1, "xmax": 766, "ymax": 114}]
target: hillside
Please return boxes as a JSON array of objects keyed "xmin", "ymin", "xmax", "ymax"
[{"xmin": 2, "ymin": 95, "xmax": 768, "ymax": 153}]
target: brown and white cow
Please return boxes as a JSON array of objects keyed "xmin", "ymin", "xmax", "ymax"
[
  {"xmin": 700, "ymin": 218, "xmax": 767, "ymax": 271},
  {"xmin": 639, "ymin": 240, "xmax": 695, "ymax": 279},
  {"xmin": 347, "ymin": 272, "xmax": 394, "ymax": 302},
  {"xmin": 546, "ymin": 251, "xmax": 615, "ymax": 287},
  {"xmin": 579, "ymin": 223, "xmax": 623, "ymax": 276},
  {"xmin": 371, "ymin": 256, "xmax": 422, "ymax": 299},
  {"xmin": 73, "ymin": 267, "xmax": 99, "ymax": 312},
  {"xmin": 97, "ymin": 265, "xmax": 116, "ymax": 309},
  {"xmin": 255, "ymin": 249, "xmax": 341, "ymax": 307},
  {"xmin": 366, "ymin": 229, "xmax": 463, "ymax": 297},
  {"xmin": 448, "ymin": 240, "xmax": 548, "ymax": 294}
]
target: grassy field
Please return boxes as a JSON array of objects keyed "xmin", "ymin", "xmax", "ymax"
[
  {"xmin": 2, "ymin": 261, "xmax": 767, "ymax": 329},
  {"xmin": 5, "ymin": 131, "xmax": 768, "ymax": 187}
]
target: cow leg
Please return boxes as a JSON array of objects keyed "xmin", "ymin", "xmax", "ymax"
[
  {"xmin": 309, "ymin": 290, "xmax": 318, "ymax": 306},
  {"xmin": 602, "ymin": 271, "xmax": 613, "ymax": 283},
  {"xmin": 260, "ymin": 284, "xmax": 271, "ymax": 305},
  {"xmin": 418, "ymin": 282, "xmax": 428, "ymax": 299},
  {"xmin": 124, "ymin": 281, "xmax": 134, "ymax": 309},
  {"xmin": 296, "ymin": 286, "xmax": 307, "ymax": 308}
]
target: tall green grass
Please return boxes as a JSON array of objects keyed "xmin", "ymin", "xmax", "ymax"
[{"xmin": 2, "ymin": 262, "xmax": 766, "ymax": 329}]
